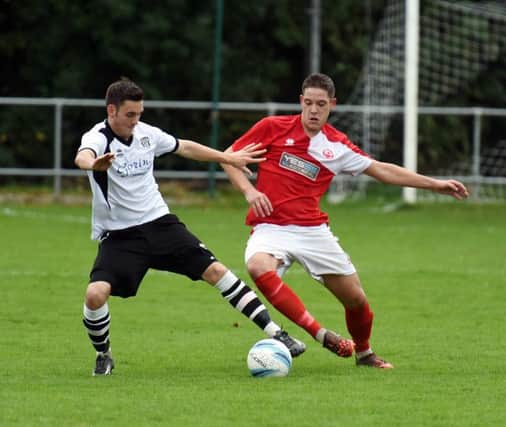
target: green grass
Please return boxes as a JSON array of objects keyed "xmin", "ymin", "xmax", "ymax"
[{"xmin": 1, "ymin": 198, "xmax": 505, "ymax": 427}]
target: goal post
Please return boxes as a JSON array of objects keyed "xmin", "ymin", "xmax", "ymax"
[
  {"xmin": 327, "ymin": 0, "xmax": 506, "ymax": 204},
  {"xmin": 403, "ymin": 0, "xmax": 419, "ymax": 203}
]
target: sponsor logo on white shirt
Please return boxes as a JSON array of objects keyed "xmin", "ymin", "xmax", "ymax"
[{"xmin": 115, "ymin": 158, "xmax": 153, "ymax": 177}]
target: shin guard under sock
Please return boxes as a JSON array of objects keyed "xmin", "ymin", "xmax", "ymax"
[
  {"xmin": 255, "ymin": 271, "xmax": 321, "ymax": 337},
  {"xmin": 345, "ymin": 303, "xmax": 373, "ymax": 353}
]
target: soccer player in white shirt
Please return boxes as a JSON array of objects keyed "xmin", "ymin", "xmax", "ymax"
[
  {"xmin": 222, "ymin": 73, "xmax": 469, "ymax": 369},
  {"xmin": 75, "ymin": 78, "xmax": 305, "ymax": 376}
]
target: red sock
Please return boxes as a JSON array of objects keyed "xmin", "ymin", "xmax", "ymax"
[
  {"xmin": 255, "ymin": 271, "xmax": 321, "ymax": 338},
  {"xmin": 345, "ymin": 303, "xmax": 373, "ymax": 353}
]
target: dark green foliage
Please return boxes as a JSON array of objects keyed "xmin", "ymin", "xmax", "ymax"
[
  {"xmin": 0, "ymin": 1, "xmax": 386, "ymax": 100},
  {"xmin": 0, "ymin": 0, "xmax": 503, "ymax": 173}
]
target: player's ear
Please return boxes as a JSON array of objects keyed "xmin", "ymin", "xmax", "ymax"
[
  {"xmin": 107, "ymin": 104, "xmax": 117, "ymax": 117},
  {"xmin": 330, "ymin": 97, "xmax": 337, "ymax": 107}
]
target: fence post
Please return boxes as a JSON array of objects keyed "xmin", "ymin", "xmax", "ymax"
[
  {"xmin": 53, "ymin": 100, "xmax": 63, "ymax": 199},
  {"xmin": 472, "ymin": 108, "xmax": 482, "ymax": 198},
  {"xmin": 208, "ymin": 0, "xmax": 224, "ymax": 198}
]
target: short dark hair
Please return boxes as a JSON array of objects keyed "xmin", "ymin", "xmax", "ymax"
[
  {"xmin": 301, "ymin": 73, "xmax": 335, "ymax": 98},
  {"xmin": 105, "ymin": 78, "xmax": 144, "ymax": 107}
]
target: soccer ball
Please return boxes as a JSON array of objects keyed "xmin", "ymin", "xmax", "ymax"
[{"xmin": 247, "ymin": 338, "xmax": 292, "ymax": 377}]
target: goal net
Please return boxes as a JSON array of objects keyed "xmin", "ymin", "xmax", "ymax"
[{"xmin": 328, "ymin": 0, "xmax": 506, "ymax": 203}]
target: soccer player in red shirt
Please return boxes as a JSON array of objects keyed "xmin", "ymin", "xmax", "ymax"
[{"xmin": 222, "ymin": 73, "xmax": 469, "ymax": 368}]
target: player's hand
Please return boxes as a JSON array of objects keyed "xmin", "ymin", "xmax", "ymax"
[
  {"xmin": 92, "ymin": 152, "xmax": 115, "ymax": 171},
  {"xmin": 433, "ymin": 179, "xmax": 469, "ymax": 200},
  {"xmin": 245, "ymin": 188, "xmax": 273, "ymax": 217},
  {"xmin": 226, "ymin": 143, "xmax": 266, "ymax": 176}
]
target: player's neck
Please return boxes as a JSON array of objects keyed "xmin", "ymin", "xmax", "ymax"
[
  {"xmin": 107, "ymin": 120, "xmax": 133, "ymax": 142},
  {"xmin": 302, "ymin": 125, "xmax": 321, "ymax": 138}
]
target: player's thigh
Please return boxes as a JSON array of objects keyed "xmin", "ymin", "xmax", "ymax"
[
  {"xmin": 245, "ymin": 225, "xmax": 294, "ymax": 277},
  {"xmin": 90, "ymin": 235, "xmax": 149, "ymax": 298},
  {"xmin": 294, "ymin": 226, "xmax": 356, "ymax": 280},
  {"xmin": 150, "ymin": 221, "xmax": 218, "ymax": 281}
]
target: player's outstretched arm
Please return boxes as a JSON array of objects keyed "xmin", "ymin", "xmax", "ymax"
[
  {"xmin": 364, "ymin": 160, "xmax": 469, "ymax": 200},
  {"xmin": 75, "ymin": 149, "xmax": 115, "ymax": 171},
  {"xmin": 177, "ymin": 140, "xmax": 265, "ymax": 175}
]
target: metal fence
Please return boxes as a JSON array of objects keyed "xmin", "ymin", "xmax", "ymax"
[{"xmin": 0, "ymin": 97, "xmax": 505, "ymax": 198}]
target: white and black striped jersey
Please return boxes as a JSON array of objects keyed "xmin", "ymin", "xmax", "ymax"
[{"xmin": 78, "ymin": 120, "xmax": 179, "ymax": 240}]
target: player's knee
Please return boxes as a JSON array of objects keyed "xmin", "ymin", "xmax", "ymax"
[
  {"xmin": 202, "ymin": 262, "xmax": 228, "ymax": 284},
  {"xmin": 247, "ymin": 262, "xmax": 269, "ymax": 280},
  {"xmin": 85, "ymin": 281, "xmax": 111, "ymax": 309},
  {"xmin": 345, "ymin": 292, "xmax": 368, "ymax": 309}
]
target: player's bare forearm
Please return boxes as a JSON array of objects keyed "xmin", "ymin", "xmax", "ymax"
[
  {"xmin": 364, "ymin": 160, "xmax": 469, "ymax": 199},
  {"xmin": 365, "ymin": 161, "xmax": 435, "ymax": 188},
  {"xmin": 178, "ymin": 140, "xmax": 265, "ymax": 174},
  {"xmin": 177, "ymin": 139, "xmax": 227, "ymax": 162},
  {"xmin": 221, "ymin": 147, "xmax": 273, "ymax": 216},
  {"xmin": 221, "ymin": 155, "xmax": 255, "ymax": 193}
]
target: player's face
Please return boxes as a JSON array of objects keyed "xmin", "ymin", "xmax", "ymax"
[
  {"xmin": 107, "ymin": 100, "xmax": 144, "ymax": 140},
  {"xmin": 300, "ymin": 88, "xmax": 336, "ymax": 136}
]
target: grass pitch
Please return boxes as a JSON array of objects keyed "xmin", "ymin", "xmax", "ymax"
[{"xmin": 1, "ymin": 197, "xmax": 505, "ymax": 426}]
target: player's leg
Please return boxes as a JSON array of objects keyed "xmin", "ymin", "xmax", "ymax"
[
  {"xmin": 83, "ymin": 230, "xmax": 149, "ymax": 376},
  {"xmin": 83, "ymin": 280, "xmax": 114, "ymax": 376},
  {"xmin": 250, "ymin": 254, "xmax": 354, "ymax": 358},
  {"xmin": 202, "ymin": 261, "xmax": 305, "ymax": 357},
  {"xmin": 151, "ymin": 217, "xmax": 306, "ymax": 357},
  {"xmin": 245, "ymin": 225, "xmax": 348, "ymax": 355},
  {"xmin": 247, "ymin": 253, "xmax": 324, "ymax": 340},
  {"xmin": 322, "ymin": 273, "xmax": 393, "ymax": 369}
]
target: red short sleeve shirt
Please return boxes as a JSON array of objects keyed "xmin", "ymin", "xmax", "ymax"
[{"xmin": 232, "ymin": 114, "xmax": 372, "ymax": 226}]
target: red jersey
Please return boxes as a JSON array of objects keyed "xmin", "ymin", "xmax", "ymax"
[{"xmin": 232, "ymin": 114, "xmax": 372, "ymax": 226}]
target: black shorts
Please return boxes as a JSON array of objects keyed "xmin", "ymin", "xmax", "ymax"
[{"xmin": 89, "ymin": 214, "xmax": 218, "ymax": 298}]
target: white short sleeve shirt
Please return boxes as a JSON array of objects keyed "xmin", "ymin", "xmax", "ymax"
[{"xmin": 79, "ymin": 120, "xmax": 178, "ymax": 239}]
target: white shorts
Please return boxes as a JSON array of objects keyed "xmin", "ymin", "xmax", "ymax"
[{"xmin": 245, "ymin": 223, "xmax": 356, "ymax": 283}]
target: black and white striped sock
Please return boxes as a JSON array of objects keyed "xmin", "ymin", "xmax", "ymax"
[
  {"xmin": 83, "ymin": 303, "xmax": 111, "ymax": 354},
  {"xmin": 215, "ymin": 271, "xmax": 280, "ymax": 337}
]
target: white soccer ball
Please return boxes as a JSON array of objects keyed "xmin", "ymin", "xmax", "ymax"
[{"xmin": 247, "ymin": 338, "xmax": 292, "ymax": 377}]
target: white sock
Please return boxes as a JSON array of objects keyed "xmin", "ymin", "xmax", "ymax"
[
  {"xmin": 315, "ymin": 328, "xmax": 327, "ymax": 344},
  {"xmin": 356, "ymin": 348, "xmax": 373, "ymax": 359},
  {"xmin": 83, "ymin": 303, "xmax": 111, "ymax": 354},
  {"xmin": 215, "ymin": 270, "xmax": 280, "ymax": 333},
  {"xmin": 214, "ymin": 270, "xmax": 237, "ymax": 293},
  {"xmin": 263, "ymin": 322, "xmax": 281, "ymax": 337},
  {"xmin": 83, "ymin": 302, "xmax": 109, "ymax": 320}
]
